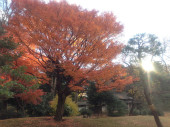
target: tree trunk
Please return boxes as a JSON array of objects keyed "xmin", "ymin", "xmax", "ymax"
[
  {"xmin": 51, "ymin": 77, "xmax": 57, "ymax": 98},
  {"xmin": 1, "ymin": 100, "xmax": 7, "ymax": 112},
  {"xmin": 140, "ymin": 68, "xmax": 163, "ymax": 127},
  {"xmin": 54, "ymin": 93, "xmax": 67, "ymax": 121},
  {"xmin": 74, "ymin": 92, "xmax": 78, "ymax": 103},
  {"xmin": 129, "ymin": 100, "xmax": 135, "ymax": 116},
  {"xmin": 95, "ymin": 105, "xmax": 102, "ymax": 116},
  {"xmin": 143, "ymin": 81, "xmax": 163, "ymax": 127}
]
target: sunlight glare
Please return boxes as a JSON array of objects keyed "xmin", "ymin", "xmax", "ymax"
[{"xmin": 141, "ymin": 58, "xmax": 154, "ymax": 72}]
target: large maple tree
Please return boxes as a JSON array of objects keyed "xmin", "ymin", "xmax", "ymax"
[{"xmin": 7, "ymin": 0, "xmax": 134, "ymax": 121}]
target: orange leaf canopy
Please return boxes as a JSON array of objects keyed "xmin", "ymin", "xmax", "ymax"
[{"xmin": 7, "ymin": 0, "xmax": 133, "ymax": 92}]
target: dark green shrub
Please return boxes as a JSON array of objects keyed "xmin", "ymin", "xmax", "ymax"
[
  {"xmin": 132, "ymin": 109, "xmax": 140, "ymax": 116},
  {"xmin": 87, "ymin": 82, "xmax": 127, "ymax": 116},
  {"xmin": 63, "ymin": 104, "xmax": 72, "ymax": 116},
  {"xmin": 107, "ymin": 99, "xmax": 128, "ymax": 116},
  {"xmin": 140, "ymin": 109, "xmax": 150, "ymax": 115},
  {"xmin": 80, "ymin": 108, "xmax": 92, "ymax": 118},
  {"xmin": 156, "ymin": 109, "xmax": 164, "ymax": 116},
  {"xmin": 0, "ymin": 106, "xmax": 25, "ymax": 119},
  {"xmin": 139, "ymin": 108, "xmax": 164, "ymax": 116},
  {"xmin": 135, "ymin": 107, "xmax": 164, "ymax": 116},
  {"xmin": 25, "ymin": 93, "xmax": 53, "ymax": 117},
  {"xmin": 148, "ymin": 109, "xmax": 164, "ymax": 116}
]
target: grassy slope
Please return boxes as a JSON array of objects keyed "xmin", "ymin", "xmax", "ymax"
[{"xmin": 0, "ymin": 116, "xmax": 170, "ymax": 127}]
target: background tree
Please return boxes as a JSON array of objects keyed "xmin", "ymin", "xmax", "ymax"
[
  {"xmin": 87, "ymin": 82, "xmax": 115, "ymax": 115},
  {"xmin": 0, "ymin": 22, "xmax": 18, "ymax": 112},
  {"xmin": 151, "ymin": 62, "xmax": 170, "ymax": 111},
  {"xmin": 158, "ymin": 40, "xmax": 170, "ymax": 73},
  {"xmin": 125, "ymin": 81, "xmax": 145, "ymax": 115},
  {"xmin": 123, "ymin": 33, "xmax": 161, "ymax": 65},
  {"xmin": 0, "ymin": 39, "xmax": 44, "ymax": 116},
  {"xmin": 123, "ymin": 33, "xmax": 163, "ymax": 127},
  {"xmin": 0, "ymin": 14, "xmax": 44, "ymax": 117},
  {"xmin": 0, "ymin": 0, "xmax": 10, "ymax": 25},
  {"xmin": 87, "ymin": 82, "xmax": 128, "ymax": 116},
  {"xmin": 123, "ymin": 65, "xmax": 145, "ymax": 115},
  {"xmin": 7, "ymin": 0, "xmax": 134, "ymax": 121}
]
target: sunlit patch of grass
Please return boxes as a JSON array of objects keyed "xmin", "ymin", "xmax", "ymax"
[
  {"xmin": 73, "ymin": 116, "xmax": 170, "ymax": 127},
  {"xmin": 0, "ymin": 115, "xmax": 170, "ymax": 127}
]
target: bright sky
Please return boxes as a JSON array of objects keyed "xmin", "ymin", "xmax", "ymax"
[
  {"xmin": 64, "ymin": 0, "xmax": 170, "ymax": 42},
  {"xmin": 3, "ymin": 0, "xmax": 170, "ymax": 42}
]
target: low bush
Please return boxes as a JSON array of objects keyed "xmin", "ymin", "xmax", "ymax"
[
  {"xmin": 132, "ymin": 109, "xmax": 141, "ymax": 116},
  {"xmin": 80, "ymin": 108, "xmax": 92, "ymax": 118},
  {"xmin": 0, "ymin": 106, "xmax": 25, "ymax": 119},
  {"xmin": 107, "ymin": 99, "xmax": 128, "ymax": 116},
  {"xmin": 133, "ymin": 108, "xmax": 164, "ymax": 116},
  {"xmin": 50, "ymin": 95, "xmax": 79, "ymax": 116},
  {"xmin": 140, "ymin": 109, "xmax": 150, "ymax": 115},
  {"xmin": 25, "ymin": 93, "xmax": 53, "ymax": 117}
]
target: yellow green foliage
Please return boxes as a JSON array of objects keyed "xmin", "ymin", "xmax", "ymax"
[{"xmin": 50, "ymin": 95, "xmax": 79, "ymax": 116}]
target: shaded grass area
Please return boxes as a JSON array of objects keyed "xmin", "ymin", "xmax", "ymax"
[
  {"xmin": 0, "ymin": 116, "xmax": 170, "ymax": 127},
  {"xmin": 0, "ymin": 117, "xmax": 77, "ymax": 127}
]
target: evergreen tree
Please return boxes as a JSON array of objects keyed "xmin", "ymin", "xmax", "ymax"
[
  {"xmin": 87, "ymin": 82, "xmax": 128, "ymax": 116},
  {"xmin": 123, "ymin": 33, "xmax": 163, "ymax": 127},
  {"xmin": 0, "ymin": 25, "xmax": 44, "ymax": 116}
]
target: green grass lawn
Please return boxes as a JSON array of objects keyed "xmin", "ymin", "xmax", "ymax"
[{"xmin": 0, "ymin": 115, "xmax": 170, "ymax": 127}]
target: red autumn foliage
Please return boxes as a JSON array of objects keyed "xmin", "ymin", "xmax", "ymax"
[
  {"xmin": 0, "ymin": 64, "xmax": 45, "ymax": 104},
  {"xmin": 0, "ymin": 22, "xmax": 45, "ymax": 105},
  {"xmin": 7, "ymin": 0, "xmax": 134, "ymax": 91},
  {"xmin": 15, "ymin": 89, "xmax": 44, "ymax": 105},
  {"xmin": 7, "ymin": 0, "xmax": 135, "ymax": 120},
  {"xmin": 14, "ymin": 55, "xmax": 49, "ymax": 84}
]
